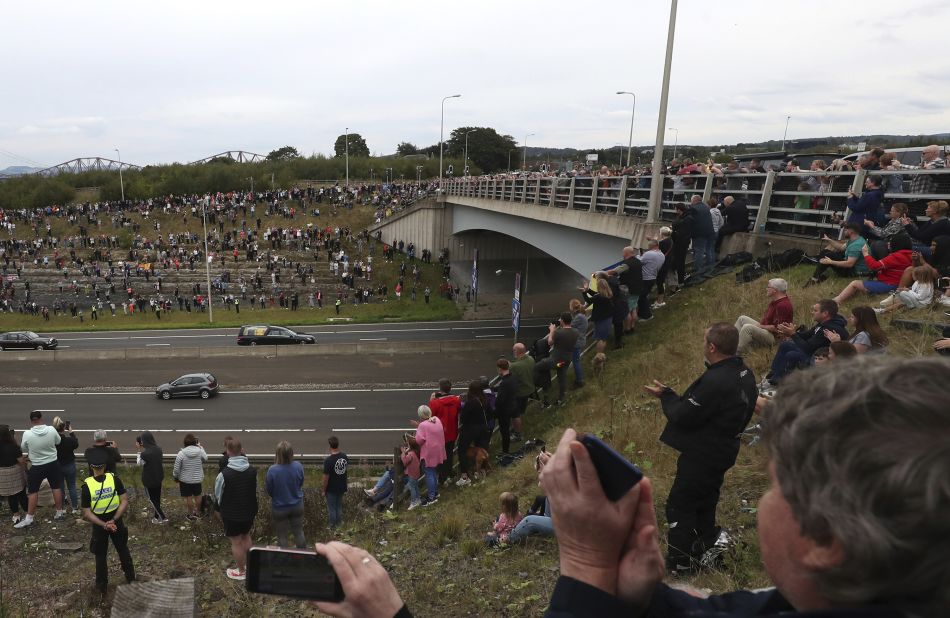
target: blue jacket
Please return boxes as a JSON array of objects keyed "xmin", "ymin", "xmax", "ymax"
[
  {"xmin": 689, "ymin": 203, "xmax": 715, "ymax": 238},
  {"xmin": 544, "ymin": 577, "xmax": 911, "ymax": 617},
  {"xmin": 265, "ymin": 461, "xmax": 305, "ymax": 510},
  {"xmin": 846, "ymin": 187, "xmax": 883, "ymax": 225}
]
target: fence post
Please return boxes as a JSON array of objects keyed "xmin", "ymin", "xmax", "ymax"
[
  {"xmin": 753, "ymin": 171, "xmax": 777, "ymax": 233},
  {"xmin": 842, "ymin": 169, "xmax": 868, "ymax": 229},
  {"xmin": 701, "ymin": 173, "xmax": 714, "ymax": 203},
  {"xmin": 616, "ymin": 176, "xmax": 628, "ymax": 215},
  {"xmin": 534, "ymin": 178, "xmax": 542, "ymax": 205},
  {"xmin": 568, "ymin": 177, "xmax": 576, "ymax": 210}
]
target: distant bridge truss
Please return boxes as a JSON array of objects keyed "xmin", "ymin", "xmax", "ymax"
[
  {"xmin": 33, "ymin": 157, "xmax": 142, "ymax": 176},
  {"xmin": 188, "ymin": 150, "xmax": 267, "ymax": 165}
]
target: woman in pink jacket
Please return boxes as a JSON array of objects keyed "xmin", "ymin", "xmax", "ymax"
[{"xmin": 413, "ymin": 405, "xmax": 446, "ymax": 506}]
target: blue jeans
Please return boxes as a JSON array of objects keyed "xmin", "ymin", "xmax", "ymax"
[
  {"xmin": 405, "ymin": 475, "xmax": 420, "ymax": 503},
  {"xmin": 770, "ymin": 341, "xmax": 810, "ymax": 382},
  {"xmin": 326, "ymin": 492, "xmax": 343, "ymax": 528},
  {"xmin": 572, "ymin": 347, "xmax": 584, "ymax": 384},
  {"xmin": 507, "ymin": 515, "xmax": 555, "ymax": 544},
  {"xmin": 424, "ymin": 466, "xmax": 439, "ymax": 500},
  {"xmin": 691, "ymin": 234, "xmax": 717, "ymax": 280},
  {"xmin": 371, "ymin": 469, "xmax": 394, "ymax": 505},
  {"xmin": 60, "ymin": 461, "xmax": 78, "ymax": 509}
]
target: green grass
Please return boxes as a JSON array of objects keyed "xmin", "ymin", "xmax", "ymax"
[{"xmin": 0, "ymin": 264, "xmax": 941, "ymax": 616}]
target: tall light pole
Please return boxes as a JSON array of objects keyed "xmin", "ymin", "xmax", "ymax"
[
  {"xmin": 523, "ymin": 133, "xmax": 535, "ymax": 170},
  {"xmin": 344, "ymin": 127, "xmax": 349, "ymax": 193},
  {"xmin": 440, "ymin": 94, "xmax": 461, "ymax": 187},
  {"xmin": 114, "ymin": 148, "xmax": 125, "ymax": 202},
  {"xmin": 508, "ymin": 149, "xmax": 515, "ymax": 172},
  {"xmin": 247, "ymin": 176, "xmax": 254, "ymax": 194},
  {"xmin": 668, "ymin": 128, "xmax": 679, "ymax": 162},
  {"xmin": 616, "ymin": 91, "xmax": 636, "ymax": 168},
  {"xmin": 646, "ymin": 0, "xmax": 679, "ymax": 223},
  {"xmin": 781, "ymin": 115, "xmax": 791, "ymax": 151},
  {"xmin": 201, "ymin": 200, "xmax": 213, "ymax": 323},
  {"xmin": 463, "ymin": 129, "xmax": 475, "ymax": 176}
]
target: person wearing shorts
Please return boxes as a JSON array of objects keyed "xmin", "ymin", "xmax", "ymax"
[
  {"xmin": 173, "ymin": 434, "xmax": 207, "ymax": 520},
  {"xmin": 15, "ymin": 411, "xmax": 66, "ymax": 528},
  {"xmin": 215, "ymin": 438, "xmax": 257, "ymax": 580}
]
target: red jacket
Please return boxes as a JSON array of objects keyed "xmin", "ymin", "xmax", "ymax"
[
  {"xmin": 863, "ymin": 250, "xmax": 912, "ymax": 286},
  {"xmin": 428, "ymin": 394, "xmax": 460, "ymax": 442},
  {"xmin": 760, "ymin": 296, "xmax": 793, "ymax": 327}
]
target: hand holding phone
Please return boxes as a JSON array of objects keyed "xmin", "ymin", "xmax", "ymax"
[
  {"xmin": 579, "ymin": 434, "xmax": 643, "ymax": 501},
  {"xmin": 246, "ymin": 547, "xmax": 344, "ymax": 601}
]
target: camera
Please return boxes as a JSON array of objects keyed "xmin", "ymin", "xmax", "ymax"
[{"xmin": 246, "ymin": 547, "xmax": 344, "ymax": 601}]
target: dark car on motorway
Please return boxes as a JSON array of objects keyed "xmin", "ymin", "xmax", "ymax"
[
  {"xmin": 236, "ymin": 325, "xmax": 316, "ymax": 346},
  {"xmin": 156, "ymin": 373, "xmax": 219, "ymax": 400},
  {"xmin": 0, "ymin": 331, "xmax": 58, "ymax": 350}
]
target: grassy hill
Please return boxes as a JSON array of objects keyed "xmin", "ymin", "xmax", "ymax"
[{"xmin": 1, "ymin": 262, "xmax": 940, "ymax": 616}]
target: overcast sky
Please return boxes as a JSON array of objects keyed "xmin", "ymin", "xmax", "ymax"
[{"xmin": 2, "ymin": 0, "xmax": 948, "ymax": 169}]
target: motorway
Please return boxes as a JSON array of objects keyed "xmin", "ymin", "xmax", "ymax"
[
  {"xmin": 2, "ymin": 389, "xmax": 455, "ymax": 458},
  {"xmin": 26, "ymin": 318, "xmax": 550, "ymax": 350}
]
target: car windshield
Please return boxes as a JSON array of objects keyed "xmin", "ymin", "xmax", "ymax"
[{"xmin": 24, "ymin": 332, "xmax": 38, "ymax": 338}]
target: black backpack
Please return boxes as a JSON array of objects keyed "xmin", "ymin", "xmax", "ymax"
[
  {"xmin": 736, "ymin": 262, "xmax": 765, "ymax": 284},
  {"xmin": 758, "ymin": 248, "xmax": 805, "ymax": 272},
  {"xmin": 718, "ymin": 251, "xmax": 754, "ymax": 267}
]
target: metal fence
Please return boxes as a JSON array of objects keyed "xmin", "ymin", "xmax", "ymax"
[{"xmin": 443, "ymin": 168, "xmax": 950, "ymax": 238}]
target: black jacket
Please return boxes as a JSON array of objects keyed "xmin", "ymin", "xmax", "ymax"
[
  {"xmin": 494, "ymin": 373, "xmax": 518, "ymax": 416},
  {"xmin": 219, "ymin": 464, "xmax": 258, "ymax": 522},
  {"xmin": 722, "ymin": 198, "xmax": 750, "ymax": 231},
  {"xmin": 671, "ymin": 212, "xmax": 694, "ymax": 250},
  {"xmin": 544, "ymin": 576, "xmax": 911, "ymax": 618},
  {"xmin": 138, "ymin": 431, "xmax": 164, "ymax": 488},
  {"xmin": 617, "ymin": 256, "xmax": 643, "ymax": 295},
  {"xmin": 56, "ymin": 432, "xmax": 78, "ymax": 465},
  {"xmin": 791, "ymin": 314, "xmax": 849, "ymax": 356},
  {"xmin": 658, "ymin": 356, "xmax": 757, "ymax": 467}
]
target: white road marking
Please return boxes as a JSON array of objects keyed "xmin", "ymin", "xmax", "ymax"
[
  {"xmin": 33, "ymin": 409, "xmax": 65, "ymax": 412},
  {"xmin": 172, "ymin": 408, "xmax": 204, "ymax": 412},
  {"xmin": 331, "ymin": 428, "xmax": 410, "ymax": 432},
  {"xmin": 320, "ymin": 407, "xmax": 356, "ymax": 410},
  {"xmin": 57, "ymin": 345, "xmax": 71, "ymax": 348},
  {"xmin": 146, "ymin": 343, "xmax": 171, "ymax": 347},
  {"xmin": 0, "ymin": 387, "xmax": 463, "ymax": 397},
  {"xmin": 358, "ymin": 338, "xmax": 387, "ymax": 341},
  {"xmin": 475, "ymin": 334, "xmax": 505, "ymax": 338}
]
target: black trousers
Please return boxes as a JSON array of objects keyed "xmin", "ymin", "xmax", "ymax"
[
  {"xmin": 534, "ymin": 357, "xmax": 568, "ymax": 401},
  {"xmin": 456, "ymin": 426, "xmax": 487, "ymax": 476},
  {"xmin": 665, "ymin": 454, "xmax": 728, "ymax": 569},
  {"xmin": 90, "ymin": 517, "xmax": 135, "ymax": 589},
  {"xmin": 637, "ymin": 280, "xmax": 656, "ymax": 319},
  {"xmin": 496, "ymin": 409, "xmax": 513, "ymax": 454},
  {"xmin": 811, "ymin": 250, "xmax": 854, "ymax": 280},
  {"xmin": 438, "ymin": 440, "xmax": 456, "ymax": 483},
  {"xmin": 6, "ymin": 490, "xmax": 28, "ymax": 513},
  {"xmin": 145, "ymin": 485, "xmax": 167, "ymax": 520},
  {"xmin": 672, "ymin": 247, "xmax": 689, "ymax": 285}
]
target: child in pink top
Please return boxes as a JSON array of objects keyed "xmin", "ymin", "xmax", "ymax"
[
  {"xmin": 486, "ymin": 492, "xmax": 522, "ymax": 546},
  {"xmin": 400, "ymin": 437, "xmax": 422, "ymax": 509}
]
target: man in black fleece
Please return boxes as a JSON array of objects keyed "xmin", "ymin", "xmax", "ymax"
[
  {"xmin": 136, "ymin": 431, "xmax": 166, "ymax": 523},
  {"xmin": 764, "ymin": 299, "xmax": 849, "ymax": 388}
]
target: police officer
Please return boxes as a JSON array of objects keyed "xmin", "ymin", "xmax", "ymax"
[
  {"xmin": 644, "ymin": 322, "xmax": 757, "ymax": 574},
  {"xmin": 82, "ymin": 449, "xmax": 135, "ymax": 592}
]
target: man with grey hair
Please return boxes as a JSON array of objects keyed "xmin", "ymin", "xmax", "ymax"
[
  {"xmin": 636, "ymin": 239, "xmax": 665, "ymax": 321},
  {"xmin": 539, "ymin": 356, "xmax": 949, "ymax": 617},
  {"xmin": 84, "ymin": 430, "xmax": 123, "ymax": 476},
  {"xmin": 896, "ymin": 144, "xmax": 946, "ymax": 196},
  {"xmin": 734, "ymin": 278, "xmax": 794, "ymax": 355}
]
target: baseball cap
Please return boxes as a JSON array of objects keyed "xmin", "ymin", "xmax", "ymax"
[{"xmin": 87, "ymin": 448, "xmax": 109, "ymax": 468}]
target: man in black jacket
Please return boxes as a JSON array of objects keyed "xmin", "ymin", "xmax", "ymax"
[
  {"xmin": 644, "ymin": 323, "xmax": 757, "ymax": 574},
  {"xmin": 716, "ymin": 196, "xmax": 750, "ymax": 253},
  {"xmin": 763, "ymin": 299, "xmax": 849, "ymax": 389},
  {"xmin": 538, "ymin": 356, "xmax": 947, "ymax": 618},
  {"xmin": 493, "ymin": 358, "xmax": 519, "ymax": 454}
]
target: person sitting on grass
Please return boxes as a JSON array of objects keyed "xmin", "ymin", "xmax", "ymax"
[
  {"xmin": 876, "ymin": 265, "xmax": 935, "ymax": 315},
  {"xmin": 811, "ymin": 346, "xmax": 830, "ymax": 366},
  {"xmin": 762, "ymin": 299, "xmax": 848, "ymax": 389},
  {"xmin": 734, "ymin": 278, "xmax": 794, "ymax": 356},
  {"xmin": 485, "ymin": 491, "xmax": 522, "ymax": 547},
  {"xmin": 805, "ymin": 224, "xmax": 867, "ymax": 287},
  {"xmin": 823, "ymin": 305, "xmax": 889, "ymax": 354},
  {"xmin": 508, "ymin": 450, "xmax": 555, "ymax": 545},
  {"xmin": 832, "ymin": 233, "xmax": 914, "ymax": 305}
]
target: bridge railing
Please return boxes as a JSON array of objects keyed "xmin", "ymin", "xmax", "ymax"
[{"xmin": 443, "ymin": 168, "xmax": 950, "ymax": 239}]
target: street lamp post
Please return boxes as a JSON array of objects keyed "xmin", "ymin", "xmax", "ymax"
[
  {"xmin": 668, "ymin": 128, "xmax": 679, "ymax": 162},
  {"xmin": 201, "ymin": 200, "xmax": 213, "ymax": 323},
  {"xmin": 463, "ymin": 130, "xmax": 475, "ymax": 176},
  {"xmin": 781, "ymin": 115, "xmax": 791, "ymax": 151},
  {"xmin": 440, "ymin": 94, "xmax": 462, "ymax": 188},
  {"xmin": 114, "ymin": 148, "xmax": 125, "ymax": 202},
  {"xmin": 508, "ymin": 150, "xmax": 515, "ymax": 172},
  {"xmin": 616, "ymin": 91, "xmax": 636, "ymax": 168},
  {"xmin": 248, "ymin": 176, "xmax": 254, "ymax": 194},
  {"xmin": 523, "ymin": 133, "xmax": 535, "ymax": 170},
  {"xmin": 646, "ymin": 0, "xmax": 679, "ymax": 223}
]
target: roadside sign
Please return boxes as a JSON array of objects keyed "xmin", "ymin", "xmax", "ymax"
[
  {"xmin": 514, "ymin": 272, "xmax": 521, "ymax": 301},
  {"xmin": 586, "ymin": 154, "xmax": 599, "ymax": 163},
  {"xmin": 512, "ymin": 299, "xmax": 521, "ymax": 333}
]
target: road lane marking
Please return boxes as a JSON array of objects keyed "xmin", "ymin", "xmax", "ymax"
[
  {"xmin": 475, "ymin": 334, "xmax": 505, "ymax": 338},
  {"xmin": 358, "ymin": 338, "xmax": 387, "ymax": 341},
  {"xmin": 0, "ymin": 387, "xmax": 463, "ymax": 396},
  {"xmin": 331, "ymin": 428, "xmax": 409, "ymax": 432},
  {"xmin": 146, "ymin": 343, "xmax": 171, "ymax": 347},
  {"xmin": 33, "ymin": 409, "xmax": 65, "ymax": 413},
  {"xmin": 320, "ymin": 407, "xmax": 356, "ymax": 410},
  {"xmin": 57, "ymin": 346, "xmax": 71, "ymax": 348},
  {"xmin": 172, "ymin": 408, "xmax": 204, "ymax": 412}
]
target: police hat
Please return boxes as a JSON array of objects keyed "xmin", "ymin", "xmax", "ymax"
[{"xmin": 87, "ymin": 449, "xmax": 110, "ymax": 468}]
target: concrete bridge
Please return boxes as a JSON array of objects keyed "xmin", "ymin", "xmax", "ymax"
[{"xmin": 368, "ymin": 167, "xmax": 950, "ymax": 303}]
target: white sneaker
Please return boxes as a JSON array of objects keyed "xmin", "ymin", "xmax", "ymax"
[
  {"xmin": 53, "ymin": 510, "xmax": 66, "ymax": 520},
  {"xmin": 455, "ymin": 477, "xmax": 472, "ymax": 487},
  {"xmin": 873, "ymin": 307, "xmax": 884, "ymax": 314},
  {"xmin": 13, "ymin": 514, "xmax": 34, "ymax": 529},
  {"xmin": 407, "ymin": 501, "xmax": 421, "ymax": 511},
  {"xmin": 11, "ymin": 514, "xmax": 20, "ymax": 525}
]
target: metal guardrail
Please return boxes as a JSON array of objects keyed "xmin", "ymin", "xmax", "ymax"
[{"xmin": 444, "ymin": 168, "xmax": 950, "ymax": 238}]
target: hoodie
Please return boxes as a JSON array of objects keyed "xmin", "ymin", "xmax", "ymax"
[
  {"xmin": 21, "ymin": 424, "xmax": 61, "ymax": 466},
  {"xmin": 791, "ymin": 314, "xmax": 849, "ymax": 356},
  {"xmin": 173, "ymin": 444, "xmax": 207, "ymax": 484},
  {"xmin": 136, "ymin": 431, "xmax": 165, "ymax": 488},
  {"xmin": 214, "ymin": 455, "xmax": 257, "ymax": 521}
]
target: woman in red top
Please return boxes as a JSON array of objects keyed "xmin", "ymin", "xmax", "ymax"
[{"xmin": 833, "ymin": 234, "xmax": 914, "ymax": 305}]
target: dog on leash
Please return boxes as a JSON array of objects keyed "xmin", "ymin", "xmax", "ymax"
[
  {"xmin": 592, "ymin": 352, "xmax": 607, "ymax": 376},
  {"xmin": 466, "ymin": 446, "xmax": 491, "ymax": 478}
]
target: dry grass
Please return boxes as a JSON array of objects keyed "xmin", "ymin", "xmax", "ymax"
[{"xmin": 0, "ymin": 263, "xmax": 941, "ymax": 616}]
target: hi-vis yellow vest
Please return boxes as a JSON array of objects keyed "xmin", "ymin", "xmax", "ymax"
[{"xmin": 84, "ymin": 474, "xmax": 118, "ymax": 515}]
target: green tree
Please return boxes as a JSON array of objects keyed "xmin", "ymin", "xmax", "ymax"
[
  {"xmin": 334, "ymin": 134, "xmax": 369, "ymax": 158},
  {"xmin": 266, "ymin": 146, "xmax": 301, "ymax": 161},
  {"xmin": 396, "ymin": 142, "xmax": 418, "ymax": 156},
  {"xmin": 445, "ymin": 127, "xmax": 518, "ymax": 173}
]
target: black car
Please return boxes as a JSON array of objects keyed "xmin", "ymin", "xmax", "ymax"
[
  {"xmin": 236, "ymin": 325, "xmax": 316, "ymax": 346},
  {"xmin": 156, "ymin": 373, "xmax": 219, "ymax": 400},
  {"xmin": 0, "ymin": 331, "xmax": 58, "ymax": 350}
]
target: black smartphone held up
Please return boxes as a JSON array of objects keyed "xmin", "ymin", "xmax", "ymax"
[
  {"xmin": 246, "ymin": 547, "xmax": 344, "ymax": 602},
  {"xmin": 579, "ymin": 434, "xmax": 644, "ymax": 502}
]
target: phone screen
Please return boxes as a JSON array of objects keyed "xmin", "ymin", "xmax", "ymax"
[{"xmin": 246, "ymin": 547, "xmax": 344, "ymax": 601}]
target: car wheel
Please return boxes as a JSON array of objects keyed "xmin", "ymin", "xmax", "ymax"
[
  {"xmin": 34, "ymin": 345, "xmax": 40, "ymax": 350},
  {"xmin": 298, "ymin": 339, "xmax": 305, "ymax": 344},
  {"xmin": 250, "ymin": 341, "xmax": 257, "ymax": 346},
  {"xmin": 160, "ymin": 390, "xmax": 172, "ymax": 400},
  {"xmin": 199, "ymin": 389, "xmax": 211, "ymax": 399}
]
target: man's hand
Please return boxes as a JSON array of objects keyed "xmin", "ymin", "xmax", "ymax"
[
  {"xmin": 819, "ymin": 257, "xmax": 832, "ymax": 265},
  {"xmin": 776, "ymin": 322, "xmax": 796, "ymax": 337},
  {"xmin": 310, "ymin": 542, "xmax": 404, "ymax": 618},
  {"xmin": 823, "ymin": 329, "xmax": 841, "ymax": 343},
  {"xmin": 863, "ymin": 219, "xmax": 875, "ymax": 229},
  {"xmin": 643, "ymin": 380, "xmax": 668, "ymax": 397},
  {"xmin": 934, "ymin": 338, "xmax": 950, "ymax": 351},
  {"xmin": 861, "ymin": 244, "xmax": 869, "ymax": 256},
  {"xmin": 540, "ymin": 429, "xmax": 663, "ymax": 608}
]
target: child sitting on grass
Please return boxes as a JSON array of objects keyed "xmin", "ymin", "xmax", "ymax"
[
  {"xmin": 485, "ymin": 492, "xmax": 522, "ymax": 547},
  {"xmin": 877, "ymin": 265, "xmax": 935, "ymax": 314}
]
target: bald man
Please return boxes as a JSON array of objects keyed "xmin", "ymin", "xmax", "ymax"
[{"xmin": 509, "ymin": 343, "xmax": 536, "ymax": 439}]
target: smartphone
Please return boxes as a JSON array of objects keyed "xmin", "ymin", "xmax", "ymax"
[
  {"xmin": 579, "ymin": 434, "xmax": 643, "ymax": 502},
  {"xmin": 246, "ymin": 547, "xmax": 344, "ymax": 601}
]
